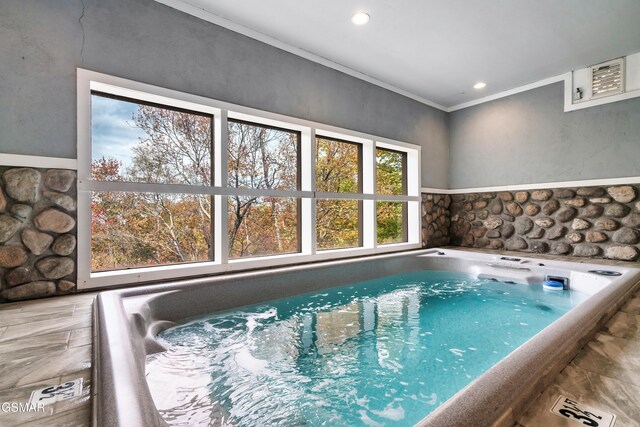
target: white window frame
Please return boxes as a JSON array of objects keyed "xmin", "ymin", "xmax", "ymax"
[{"xmin": 77, "ymin": 69, "xmax": 421, "ymax": 289}]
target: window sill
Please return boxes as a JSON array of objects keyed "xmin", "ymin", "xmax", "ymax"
[{"xmin": 80, "ymin": 243, "xmax": 421, "ymax": 290}]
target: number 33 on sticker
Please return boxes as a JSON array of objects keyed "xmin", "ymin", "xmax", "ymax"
[{"xmin": 550, "ymin": 395, "xmax": 616, "ymax": 427}]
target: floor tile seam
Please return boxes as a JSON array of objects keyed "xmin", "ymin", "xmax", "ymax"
[
  {"xmin": 2, "ymin": 374, "xmax": 65, "ymax": 392},
  {"xmin": 14, "ymin": 406, "xmax": 90, "ymax": 427},
  {"xmin": 2, "ymin": 313, "xmax": 91, "ymax": 327},
  {"xmin": 1, "ymin": 318, "xmax": 92, "ymax": 334},
  {"xmin": 14, "ymin": 365, "xmax": 92, "ymax": 389},
  {"xmin": 0, "ymin": 329, "xmax": 90, "ymax": 344},
  {"xmin": 69, "ymin": 342, "xmax": 92, "ymax": 350},
  {"xmin": 0, "ymin": 343, "xmax": 71, "ymax": 363},
  {"xmin": 589, "ymin": 332, "xmax": 640, "ymax": 349},
  {"xmin": 0, "ymin": 305, "xmax": 78, "ymax": 314},
  {"xmin": 588, "ymin": 370, "xmax": 640, "ymax": 390},
  {"xmin": 0, "ymin": 375, "xmax": 64, "ymax": 396},
  {"xmin": 0, "ymin": 343, "xmax": 92, "ymax": 369},
  {"xmin": 0, "ymin": 304, "xmax": 25, "ymax": 312},
  {"xmin": 579, "ymin": 349, "xmax": 640, "ymax": 370},
  {"xmin": 570, "ymin": 359, "xmax": 640, "ymax": 390},
  {"xmin": 568, "ymin": 361, "xmax": 640, "ymax": 393},
  {"xmin": 0, "ymin": 314, "xmax": 79, "ymax": 329},
  {"xmin": 0, "ymin": 410, "xmax": 54, "ymax": 426},
  {"xmin": 0, "ymin": 330, "xmax": 72, "ymax": 347},
  {"xmin": 66, "ymin": 328, "xmax": 73, "ymax": 348}
]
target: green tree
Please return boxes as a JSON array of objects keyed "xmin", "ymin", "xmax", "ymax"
[
  {"xmin": 376, "ymin": 149, "xmax": 406, "ymax": 244},
  {"xmin": 91, "ymin": 100, "xmax": 408, "ymax": 271},
  {"xmin": 91, "ymin": 103, "xmax": 212, "ymax": 271},
  {"xmin": 315, "ymin": 137, "xmax": 360, "ymax": 249},
  {"xmin": 227, "ymin": 121, "xmax": 298, "ymax": 258}
]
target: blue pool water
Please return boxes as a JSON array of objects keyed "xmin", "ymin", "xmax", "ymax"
[{"xmin": 146, "ymin": 270, "xmax": 588, "ymax": 426}]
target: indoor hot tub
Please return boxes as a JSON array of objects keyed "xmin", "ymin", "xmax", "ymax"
[{"xmin": 92, "ymin": 249, "xmax": 640, "ymax": 426}]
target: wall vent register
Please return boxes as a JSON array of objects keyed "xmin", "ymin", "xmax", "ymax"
[{"xmin": 590, "ymin": 57, "xmax": 625, "ymax": 99}]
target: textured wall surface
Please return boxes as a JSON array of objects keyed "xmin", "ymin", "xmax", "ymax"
[
  {"xmin": 445, "ymin": 185, "xmax": 640, "ymax": 261},
  {"xmin": 449, "ymin": 83, "xmax": 640, "ymax": 188},
  {"xmin": 421, "ymin": 193, "xmax": 451, "ymax": 248},
  {"xmin": 0, "ymin": 167, "xmax": 77, "ymax": 301},
  {"xmin": 0, "ymin": 0, "xmax": 449, "ymax": 188}
]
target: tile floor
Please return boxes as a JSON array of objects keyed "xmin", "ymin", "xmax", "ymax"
[
  {"xmin": 0, "ymin": 292, "xmax": 95, "ymax": 427},
  {"xmin": 517, "ymin": 290, "xmax": 640, "ymax": 427},
  {"xmin": 457, "ymin": 248, "xmax": 640, "ymax": 426},
  {"xmin": 0, "ymin": 250, "xmax": 637, "ymax": 426}
]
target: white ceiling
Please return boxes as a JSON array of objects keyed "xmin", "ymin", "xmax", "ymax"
[{"xmin": 159, "ymin": 0, "xmax": 640, "ymax": 109}]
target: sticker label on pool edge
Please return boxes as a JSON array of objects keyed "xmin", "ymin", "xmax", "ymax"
[
  {"xmin": 28, "ymin": 378, "xmax": 83, "ymax": 407},
  {"xmin": 550, "ymin": 395, "xmax": 616, "ymax": 427}
]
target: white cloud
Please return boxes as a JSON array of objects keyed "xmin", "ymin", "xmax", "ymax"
[{"xmin": 91, "ymin": 95, "xmax": 148, "ymax": 166}]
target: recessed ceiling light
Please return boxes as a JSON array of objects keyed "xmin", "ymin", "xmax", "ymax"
[
  {"xmin": 473, "ymin": 82, "xmax": 487, "ymax": 89},
  {"xmin": 351, "ymin": 12, "xmax": 370, "ymax": 26}
]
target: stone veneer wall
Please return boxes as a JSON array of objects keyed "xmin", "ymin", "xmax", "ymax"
[
  {"xmin": 0, "ymin": 167, "xmax": 77, "ymax": 301},
  {"xmin": 2, "ymin": 174, "xmax": 638, "ymax": 300},
  {"xmin": 421, "ymin": 193, "xmax": 451, "ymax": 248},
  {"xmin": 439, "ymin": 185, "xmax": 640, "ymax": 261}
]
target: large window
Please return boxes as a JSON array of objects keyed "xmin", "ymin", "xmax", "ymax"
[
  {"xmin": 376, "ymin": 148, "xmax": 408, "ymax": 244},
  {"xmin": 316, "ymin": 137, "xmax": 362, "ymax": 250},
  {"xmin": 91, "ymin": 192, "xmax": 211, "ymax": 271},
  {"xmin": 227, "ymin": 120, "xmax": 301, "ymax": 258},
  {"xmin": 90, "ymin": 93, "xmax": 213, "ymax": 271},
  {"xmin": 91, "ymin": 93, "xmax": 212, "ymax": 186},
  {"xmin": 228, "ymin": 196, "xmax": 299, "ymax": 258},
  {"xmin": 376, "ymin": 148, "xmax": 406, "ymax": 196},
  {"xmin": 227, "ymin": 120, "xmax": 299, "ymax": 191},
  {"xmin": 79, "ymin": 70, "xmax": 421, "ymax": 288}
]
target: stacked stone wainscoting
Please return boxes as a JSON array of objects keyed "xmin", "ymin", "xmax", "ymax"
[
  {"xmin": 0, "ymin": 167, "xmax": 77, "ymax": 301},
  {"xmin": 421, "ymin": 193, "xmax": 451, "ymax": 247},
  {"xmin": 446, "ymin": 185, "xmax": 640, "ymax": 261}
]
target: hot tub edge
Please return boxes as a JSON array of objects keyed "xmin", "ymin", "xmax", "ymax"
[
  {"xmin": 416, "ymin": 271, "xmax": 640, "ymax": 427},
  {"xmin": 91, "ymin": 249, "xmax": 640, "ymax": 427}
]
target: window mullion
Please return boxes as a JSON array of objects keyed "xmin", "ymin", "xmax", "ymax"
[
  {"xmin": 362, "ymin": 140, "xmax": 376, "ymax": 249},
  {"xmin": 81, "ymin": 71, "xmax": 422, "ymax": 288},
  {"xmin": 301, "ymin": 127, "xmax": 316, "ymax": 255},
  {"xmin": 77, "ymin": 78, "xmax": 93, "ymax": 287},
  {"xmin": 214, "ymin": 110, "xmax": 228, "ymax": 188},
  {"xmin": 76, "ymin": 190, "xmax": 92, "ymax": 288},
  {"xmin": 407, "ymin": 148, "xmax": 421, "ymax": 244},
  {"xmin": 214, "ymin": 110, "xmax": 229, "ymax": 264}
]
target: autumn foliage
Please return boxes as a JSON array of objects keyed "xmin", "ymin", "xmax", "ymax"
[{"xmin": 91, "ymin": 98, "xmax": 405, "ymax": 271}]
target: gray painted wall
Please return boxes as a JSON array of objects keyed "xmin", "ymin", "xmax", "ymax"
[
  {"xmin": 0, "ymin": 0, "xmax": 449, "ymax": 188},
  {"xmin": 449, "ymin": 82, "xmax": 640, "ymax": 188},
  {"xmin": 3, "ymin": 1, "xmax": 640, "ymax": 191}
]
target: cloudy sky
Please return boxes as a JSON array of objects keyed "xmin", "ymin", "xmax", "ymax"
[{"xmin": 91, "ymin": 94, "xmax": 146, "ymax": 168}]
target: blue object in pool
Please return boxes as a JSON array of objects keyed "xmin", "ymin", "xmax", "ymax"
[
  {"xmin": 147, "ymin": 270, "xmax": 588, "ymax": 427},
  {"xmin": 543, "ymin": 280, "xmax": 565, "ymax": 291}
]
